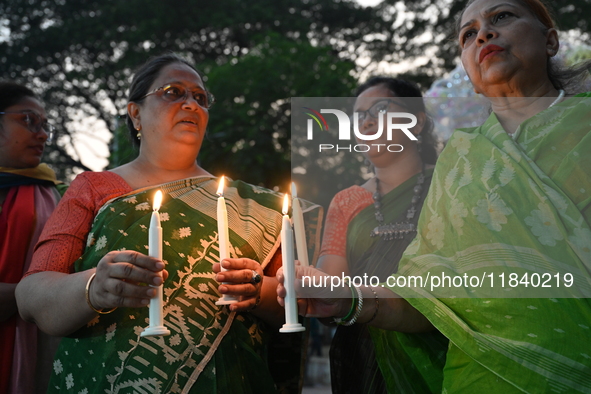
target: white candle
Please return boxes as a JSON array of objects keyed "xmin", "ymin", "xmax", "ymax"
[
  {"xmin": 291, "ymin": 182, "xmax": 309, "ymax": 267},
  {"xmin": 141, "ymin": 190, "xmax": 171, "ymax": 337},
  {"xmin": 280, "ymin": 194, "xmax": 305, "ymax": 333},
  {"xmin": 215, "ymin": 176, "xmax": 238, "ymax": 305}
]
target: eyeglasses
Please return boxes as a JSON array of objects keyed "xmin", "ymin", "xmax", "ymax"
[
  {"xmin": 0, "ymin": 111, "xmax": 56, "ymax": 144},
  {"xmin": 140, "ymin": 83, "xmax": 215, "ymax": 108},
  {"xmin": 353, "ymin": 99, "xmax": 409, "ymax": 124}
]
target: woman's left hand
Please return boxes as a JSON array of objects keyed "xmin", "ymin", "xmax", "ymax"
[
  {"xmin": 276, "ymin": 264, "xmax": 349, "ymax": 319},
  {"xmin": 213, "ymin": 258, "xmax": 263, "ymax": 312}
]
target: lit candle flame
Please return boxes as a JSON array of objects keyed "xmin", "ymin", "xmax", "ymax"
[
  {"xmin": 153, "ymin": 190, "xmax": 162, "ymax": 211},
  {"xmin": 217, "ymin": 176, "xmax": 225, "ymax": 196},
  {"xmin": 291, "ymin": 182, "xmax": 297, "ymax": 199},
  {"xmin": 282, "ymin": 194, "xmax": 289, "ymax": 215}
]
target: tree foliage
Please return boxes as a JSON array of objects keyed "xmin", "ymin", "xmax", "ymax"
[
  {"xmin": 1, "ymin": 0, "xmax": 380, "ymax": 184},
  {"xmin": 1, "ymin": 0, "xmax": 589, "ymax": 196}
]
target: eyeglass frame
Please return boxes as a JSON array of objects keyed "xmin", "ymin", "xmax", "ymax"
[
  {"xmin": 352, "ymin": 99, "xmax": 410, "ymax": 124},
  {"xmin": 138, "ymin": 83, "xmax": 215, "ymax": 109},
  {"xmin": 0, "ymin": 110, "xmax": 56, "ymax": 144}
]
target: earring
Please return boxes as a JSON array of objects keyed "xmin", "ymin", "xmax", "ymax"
[
  {"xmin": 416, "ymin": 134, "xmax": 423, "ymax": 153},
  {"xmin": 364, "ymin": 158, "xmax": 375, "ymax": 175},
  {"xmin": 135, "ymin": 124, "xmax": 141, "ymax": 139}
]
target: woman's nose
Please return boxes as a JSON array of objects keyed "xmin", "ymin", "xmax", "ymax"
[
  {"xmin": 476, "ymin": 24, "xmax": 498, "ymax": 44},
  {"xmin": 181, "ymin": 95, "xmax": 201, "ymax": 111},
  {"xmin": 359, "ymin": 115, "xmax": 377, "ymax": 133},
  {"xmin": 37, "ymin": 127, "xmax": 49, "ymax": 142}
]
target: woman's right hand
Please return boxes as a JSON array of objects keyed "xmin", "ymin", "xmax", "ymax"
[{"xmin": 88, "ymin": 251, "xmax": 167, "ymax": 311}]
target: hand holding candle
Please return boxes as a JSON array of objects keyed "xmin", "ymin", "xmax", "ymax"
[
  {"xmin": 141, "ymin": 190, "xmax": 171, "ymax": 337},
  {"xmin": 279, "ymin": 193, "xmax": 305, "ymax": 333},
  {"xmin": 215, "ymin": 176, "xmax": 239, "ymax": 305},
  {"xmin": 291, "ymin": 182, "xmax": 309, "ymax": 267}
]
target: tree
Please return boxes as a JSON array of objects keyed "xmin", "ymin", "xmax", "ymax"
[
  {"xmin": 203, "ymin": 33, "xmax": 357, "ymax": 188},
  {"xmin": 0, "ymin": 0, "xmax": 385, "ymax": 184},
  {"xmin": 1, "ymin": 0, "xmax": 589, "ymax": 191}
]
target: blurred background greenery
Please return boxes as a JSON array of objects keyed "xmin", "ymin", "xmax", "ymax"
[{"xmin": 1, "ymin": 0, "xmax": 589, "ymax": 209}]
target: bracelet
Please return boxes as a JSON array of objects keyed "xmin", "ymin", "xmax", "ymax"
[
  {"xmin": 341, "ymin": 286, "xmax": 363, "ymax": 326},
  {"xmin": 249, "ymin": 295, "xmax": 262, "ymax": 311},
  {"xmin": 85, "ymin": 273, "xmax": 117, "ymax": 315},
  {"xmin": 333, "ymin": 281, "xmax": 358, "ymax": 324},
  {"xmin": 366, "ymin": 287, "xmax": 379, "ymax": 324}
]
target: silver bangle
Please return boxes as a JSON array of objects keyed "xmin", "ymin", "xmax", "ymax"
[
  {"xmin": 341, "ymin": 286, "xmax": 363, "ymax": 326},
  {"xmin": 366, "ymin": 287, "xmax": 379, "ymax": 324}
]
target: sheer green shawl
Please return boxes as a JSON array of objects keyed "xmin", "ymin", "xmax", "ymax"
[
  {"xmin": 381, "ymin": 94, "xmax": 591, "ymax": 393},
  {"xmin": 47, "ymin": 177, "xmax": 321, "ymax": 394},
  {"xmin": 333, "ymin": 170, "xmax": 448, "ymax": 394}
]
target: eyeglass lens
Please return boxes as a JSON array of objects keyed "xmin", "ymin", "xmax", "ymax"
[
  {"xmin": 161, "ymin": 84, "xmax": 212, "ymax": 108},
  {"xmin": 0, "ymin": 111, "xmax": 55, "ymax": 144},
  {"xmin": 356, "ymin": 100, "xmax": 407, "ymax": 123},
  {"xmin": 22, "ymin": 112, "xmax": 55, "ymax": 143},
  {"xmin": 25, "ymin": 112, "xmax": 55, "ymax": 135}
]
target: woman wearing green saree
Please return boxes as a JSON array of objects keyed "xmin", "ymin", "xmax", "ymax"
[
  {"xmin": 16, "ymin": 53, "xmax": 320, "ymax": 393},
  {"xmin": 316, "ymin": 77, "xmax": 442, "ymax": 393},
  {"xmin": 279, "ymin": 0, "xmax": 591, "ymax": 392}
]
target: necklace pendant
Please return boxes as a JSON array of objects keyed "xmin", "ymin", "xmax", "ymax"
[
  {"xmin": 371, "ymin": 222, "xmax": 416, "ymax": 241},
  {"xmin": 371, "ymin": 169, "xmax": 424, "ymax": 241}
]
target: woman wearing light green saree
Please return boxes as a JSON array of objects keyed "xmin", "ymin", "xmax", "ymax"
[
  {"xmin": 17, "ymin": 53, "xmax": 321, "ymax": 393},
  {"xmin": 279, "ymin": 0, "xmax": 591, "ymax": 392}
]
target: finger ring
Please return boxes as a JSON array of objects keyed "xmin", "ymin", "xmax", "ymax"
[{"xmin": 250, "ymin": 270, "xmax": 262, "ymax": 285}]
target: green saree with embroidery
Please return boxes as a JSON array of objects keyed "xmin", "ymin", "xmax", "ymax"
[
  {"xmin": 47, "ymin": 177, "xmax": 321, "ymax": 394},
  {"xmin": 376, "ymin": 94, "xmax": 591, "ymax": 393}
]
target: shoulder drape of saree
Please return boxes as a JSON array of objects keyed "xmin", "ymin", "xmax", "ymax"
[
  {"xmin": 48, "ymin": 177, "xmax": 323, "ymax": 394},
  {"xmin": 0, "ymin": 179, "xmax": 61, "ymax": 394},
  {"xmin": 331, "ymin": 169, "xmax": 448, "ymax": 394},
  {"xmin": 388, "ymin": 94, "xmax": 591, "ymax": 393}
]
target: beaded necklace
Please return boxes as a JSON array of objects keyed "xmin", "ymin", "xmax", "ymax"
[{"xmin": 370, "ymin": 165, "xmax": 426, "ymax": 240}]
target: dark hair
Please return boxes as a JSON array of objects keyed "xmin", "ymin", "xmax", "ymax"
[
  {"xmin": 0, "ymin": 81, "xmax": 38, "ymax": 113},
  {"xmin": 456, "ymin": 0, "xmax": 591, "ymax": 93},
  {"xmin": 355, "ymin": 76, "xmax": 438, "ymax": 165},
  {"xmin": 126, "ymin": 53, "xmax": 205, "ymax": 146}
]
